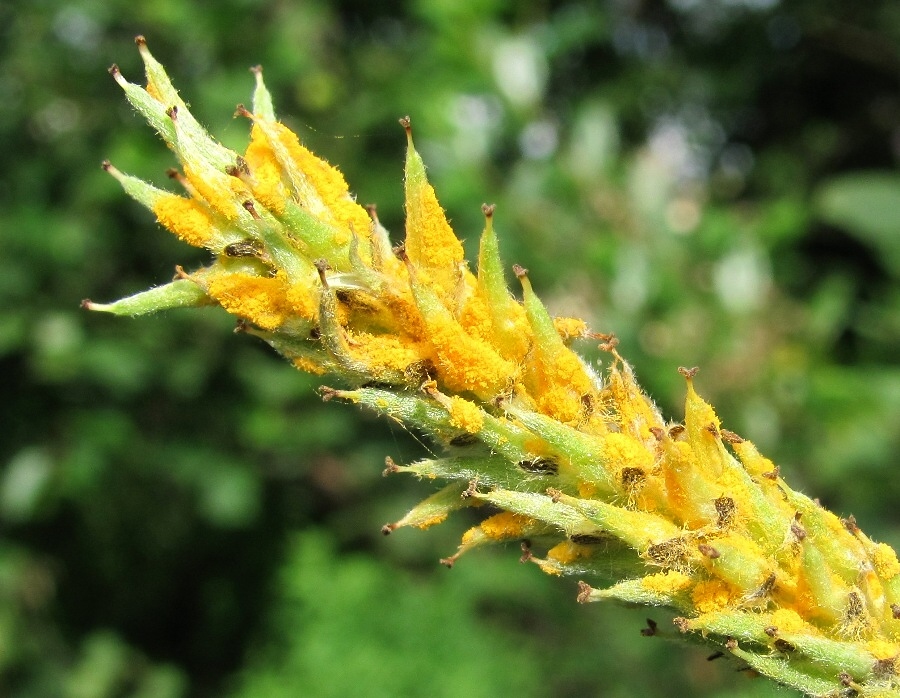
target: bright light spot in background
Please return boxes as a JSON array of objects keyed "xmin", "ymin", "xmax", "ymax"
[
  {"xmin": 491, "ymin": 34, "xmax": 548, "ymax": 110},
  {"xmin": 668, "ymin": 0, "xmax": 780, "ymax": 11},
  {"xmin": 713, "ymin": 246, "xmax": 771, "ymax": 312},
  {"xmin": 520, "ymin": 120, "xmax": 558, "ymax": 160},
  {"xmin": 451, "ymin": 94, "xmax": 502, "ymax": 163},
  {"xmin": 53, "ymin": 7, "xmax": 101, "ymax": 53},
  {"xmin": 567, "ymin": 102, "xmax": 620, "ymax": 180},
  {"xmin": 611, "ymin": 246, "xmax": 650, "ymax": 313}
]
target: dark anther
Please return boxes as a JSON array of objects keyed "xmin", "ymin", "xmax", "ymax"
[
  {"xmin": 449, "ymin": 433, "xmax": 479, "ymax": 447},
  {"xmin": 649, "ymin": 427, "xmax": 665, "ymax": 442},
  {"xmin": 234, "ymin": 104, "xmax": 253, "ymax": 119},
  {"xmin": 108, "ymin": 63, "xmax": 120, "ymax": 76},
  {"xmin": 462, "ymin": 479, "xmax": 479, "ymax": 498},
  {"xmin": 790, "ymin": 520, "xmax": 806, "ymax": 542},
  {"xmin": 318, "ymin": 386, "xmax": 338, "ymax": 402},
  {"xmin": 382, "ymin": 457, "xmax": 400, "ymax": 476},
  {"xmin": 720, "ymin": 429, "xmax": 744, "ymax": 444},
  {"xmin": 873, "ymin": 657, "xmax": 897, "ymax": 679},
  {"xmin": 233, "ymin": 319, "xmax": 249, "ymax": 334},
  {"xmin": 242, "ymin": 200, "xmax": 261, "ymax": 219},
  {"xmin": 482, "ymin": 203, "xmax": 495, "ymax": 218},
  {"xmin": 668, "ymin": 425, "xmax": 686, "ymax": 439},
  {"xmin": 576, "ymin": 581, "xmax": 592, "ymax": 604},
  {"xmin": 773, "ymin": 639, "xmax": 795, "ymax": 653},
  {"xmin": 620, "ymin": 467, "xmax": 646, "ymax": 491},
  {"xmin": 725, "ymin": 637, "xmax": 737, "ymax": 651},
  {"xmin": 100, "ymin": 160, "xmax": 112, "ymax": 171},
  {"xmin": 715, "ymin": 496, "xmax": 735, "ymax": 528},
  {"xmin": 839, "ymin": 672, "xmax": 853, "ymax": 687},
  {"xmin": 519, "ymin": 541, "xmax": 532, "ymax": 563},
  {"xmin": 640, "ymin": 618, "xmax": 658, "ymax": 637},
  {"xmin": 569, "ymin": 532, "xmax": 607, "ymax": 545},
  {"xmin": 546, "ymin": 488, "xmax": 562, "ymax": 503},
  {"xmin": 761, "ymin": 466, "xmax": 780, "ymax": 480},
  {"xmin": 314, "ymin": 259, "xmax": 331, "ymax": 283},
  {"xmin": 249, "ymin": 65, "xmax": 262, "ymax": 76},
  {"xmin": 134, "ymin": 35, "xmax": 147, "ymax": 46},
  {"xmin": 842, "ymin": 515, "xmax": 860, "ymax": 535},
  {"xmin": 392, "ymin": 243, "xmax": 408, "ymax": 262},
  {"xmin": 381, "ymin": 524, "xmax": 395, "ymax": 536},
  {"xmin": 518, "ymin": 457, "xmax": 559, "ymax": 475},
  {"xmin": 698, "ymin": 543, "xmax": 720, "ymax": 559},
  {"xmin": 512, "ymin": 264, "xmax": 528, "ymax": 278},
  {"xmin": 439, "ymin": 556, "xmax": 456, "ymax": 569},
  {"xmin": 764, "ymin": 626, "xmax": 778, "ymax": 637},
  {"xmin": 677, "ymin": 366, "xmax": 699, "ymax": 379},
  {"xmin": 845, "ymin": 591, "xmax": 865, "ymax": 618},
  {"xmin": 704, "ymin": 422, "xmax": 720, "ymax": 437},
  {"xmin": 166, "ymin": 105, "xmax": 178, "ymax": 121},
  {"xmin": 891, "ymin": 604, "xmax": 900, "ymax": 619},
  {"xmin": 398, "ymin": 115, "xmax": 411, "ymax": 133},
  {"xmin": 224, "ymin": 239, "xmax": 264, "ymax": 258}
]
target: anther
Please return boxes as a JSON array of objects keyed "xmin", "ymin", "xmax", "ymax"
[
  {"xmin": 439, "ymin": 554, "xmax": 458, "ymax": 568},
  {"xmin": 166, "ymin": 106, "xmax": 178, "ymax": 121},
  {"xmin": 134, "ymin": 35, "xmax": 147, "ymax": 47},
  {"xmin": 318, "ymin": 386, "xmax": 338, "ymax": 402},
  {"xmin": 242, "ymin": 200, "xmax": 261, "ymax": 219},
  {"xmin": 704, "ymin": 422, "xmax": 720, "ymax": 437},
  {"xmin": 640, "ymin": 618, "xmax": 658, "ymax": 637},
  {"xmin": 381, "ymin": 524, "xmax": 396, "ymax": 536},
  {"xmin": 576, "ymin": 581, "xmax": 593, "ymax": 604},
  {"xmin": 892, "ymin": 604, "xmax": 900, "ymax": 619},
  {"xmin": 698, "ymin": 544, "xmax": 720, "ymax": 559},
  {"xmin": 314, "ymin": 259, "xmax": 331, "ymax": 284},
  {"xmin": 678, "ymin": 366, "xmax": 699, "ymax": 379},
  {"xmin": 649, "ymin": 427, "xmax": 665, "ymax": 442},
  {"xmin": 382, "ymin": 457, "xmax": 400, "ymax": 476},
  {"xmin": 668, "ymin": 425, "xmax": 686, "ymax": 439},
  {"xmin": 398, "ymin": 115, "xmax": 411, "ymax": 134},
  {"xmin": 761, "ymin": 466, "xmax": 780, "ymax": 480},
  {"xmin": 842, "ymin": 515, "xmax": 860, "ymax": 535},
  {"xmin": 249, "ymin": 65, "xmax": 262, "ymax": 76},
  {"xmin": 462, "ymin": 479, "xmax": 479, "ymax": 498},
  {"xmin": 234, "ymin": 103, "xmax": 253, "ymax": 119},
  {"xmin": 546, "ymin": 487, "xmax": 562, "ymax": 503},
  {"xmin": 720, "ymin": 429, "xmax": 744, "ymax": 444},
  {"xmin": 512, "ymin": 264, "xmax": 528, "ymax": 278},
  {"xmin": 392, "ymin": 243, "xmax": 408, "ymax": 262},
  {"xmin": 108, "ymin": 64, "xmax": 120, "ymax": 76},
  {"xmin": 482, "ymin": 203, "xmax": 495, "ymax": 218},
  {"xmin": 519, "ymin": 541, "xmax": 532, "ymax": 563}
]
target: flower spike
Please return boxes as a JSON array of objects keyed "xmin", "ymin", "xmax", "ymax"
[{"xmin": 88, "ymin": 42, "xmax": 900, "ymax": 698}]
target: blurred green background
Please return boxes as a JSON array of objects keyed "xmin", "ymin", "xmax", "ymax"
[{"xmin": 2, "ymin": 1, "xmax": 899, "ymax": 696}]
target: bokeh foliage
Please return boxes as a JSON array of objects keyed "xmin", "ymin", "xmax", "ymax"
[{"xmin": 2, "ymin": 1, "xmax": 898, "ymax": 696}]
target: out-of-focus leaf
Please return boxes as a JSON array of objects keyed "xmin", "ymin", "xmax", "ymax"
[{"xmin": 815, "ymin": 172, "xmax": 900, "ymax": 276}]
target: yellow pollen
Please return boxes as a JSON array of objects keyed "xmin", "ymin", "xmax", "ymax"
[
  {"xmin": 244, "ymin": 125, "xmax": 288, "ymax": 214},
  {"xmin": 268, "ymin": 122, "xmax": 371, "ymax": 236},
  {"xmin": 152, "ymin": 194, "xmax": 216, "ymax": 247},
  {"xmin": 692, "ymin": 579, "xmax": 740, "ymax": 613},
  {"xmin": 346, "ymin": 331, "xmax": 426, "ymax": 377},
  {"xmin": 285, "ymin": 281, "xmax": 319, "ymax": 323},
  {"xmin": 206, "ymin": 271, "xmax": 292, "ymax": 330},
  {"xmin": 448, "ymin": 396, "xmax": 484, "ymax": 434},
  {"xmin": 873, "ymin": 543, "xmax": 900, "ymax": 580},
  {"xmin": 866, "ymin": 640, "xmax": 900, "ymax": 661},
  {"xmin": 553, "ymin": 317, "xmax": 587, "ymax": 341},
  {"xmin": 547, "ymin": 541, "xmax": 592, "ymax": 565},
  {"xmin": 413, "ymin": 513, "xmax": 447, "ymax": 530},
  {"xmin": 603, "ymin": 432, "xmax": 654, "ymax": 473},
  {"xmin": 183, "ymin": 164, "xmax": 249, "ymax": 221},
  {"xmin": 641, "ymin": 570, "xmax": 692, "ymax": 595},
  {"xmin": 770, "ymin": 608, "xmax": 811, "ymax": 635},
  {"xmin": 145, "ymin": 80, "xmax": 162, "ymax": 103},
  {"xmin": 426, "ymin": 313, "xmax": 515, "ymax": 398},
  {"xmin": 479, "ymin": 512, "xmax": 533, "ymax": 540},
  {"xmin": 293, "ymin": 356, "xmax": 327, "ymax": 375}
]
